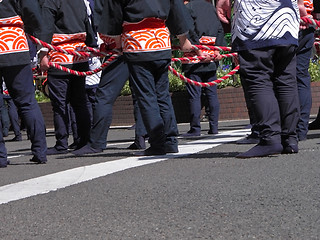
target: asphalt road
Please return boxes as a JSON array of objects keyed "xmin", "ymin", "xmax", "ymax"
[{"xmin": 0, "ymin": 119, "xmax": 320, "ymax": 240}]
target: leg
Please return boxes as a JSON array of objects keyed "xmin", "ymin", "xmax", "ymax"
[
  {"xmin": 128, "ymin": 61, "xmax": 167, "ymax": 154},
  {"xmin": 48, "ymin": 74, "xmax": 69, "ymax": 152},
  {"xmin": 0, "ymin": 90, "xmax": 8, "ymax": 167},
  {"xmin": 6, "ymin": 98, "xmax": 22, "ymax": 141},
  {"xmin": 72, "ymin": 57, "xmax": 129, "ymax": 155},
  {"xmin": 4, "ymin": 64, "xmax": 47, "ymax": 162},
  {"xmin": 85, "ymin": 85, "xmax": 98, "ymax": 126},
  {"xmin": 154, "ymin": 60, "xmax": 179, "ymax": 152},
  {"xmin": 203, "ymin": 72, "xmax": 220, "ymax": 134},
  {"xmin": 127, "ymin": 79, "xmax": 147, "ymax": 150},
  {"xmin": 273, "ymin": 46, "xmax": 300, "ymax": 151},
  {"xmin": 296, "ymin": 28, "xmax": 314, "ymax": 140},
  {"xmin": 68, "ymin": 104, "xmax": 79, "ymax": 149},
  {"xmin": 69, "ymin": 74, "xmax": 91, "ymax": 148},
  {"xmin": 1, "ymin": 98, "xmax": 10, "ymax": 137},
  {"xmin": 236, "ymin": 48, "xmax": 284, "ymax": 158},
  {"xmin": 184, "ymin": 73, "xmax": 202, "ymax": 136},
  {"xmin": 89, "ymin": 57, "xmax": 129, "ymax": 149}
]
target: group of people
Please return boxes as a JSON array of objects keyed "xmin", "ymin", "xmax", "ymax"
[{"xmin": 0, "ymin": 0, "xmax": 318, "ymax": 168}]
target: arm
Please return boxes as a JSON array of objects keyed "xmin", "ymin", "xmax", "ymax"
[
  {"xmin": 215, "ymin": 0, "xmax": 231, "ymax": 24},
  {"xmin": 298, "ymin": 0, "xmax": 309, "ymax": 30},
  {"xmin": 298, "ymin": 0, "xmax": 308, "ymax": 18},
  {"xmin": 19, "ymin": 0, "xmax": 44, "ymax": 39}
]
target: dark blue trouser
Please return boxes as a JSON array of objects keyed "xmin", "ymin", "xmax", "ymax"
[
  {"xmin": 85, "ymin": 85, "xmax": 98, "ymax": 126},
  {"xmin": 5, "ymin": 97, "xmax": 21, "ymax": 138},
  {"xmin": 0, "ymin": 64, "xmax": 47, "ymax": 163},
  {"xmin": 128, "ymin": 59, "xmax": 178, "ymax": 150},
  {"xmin": 48, "ymin": 73, "xmax": 90, "ymax": 150},
  {"xmin": 89, "ymin": 57, "xmax": 146, "ymax": 149},
  {"xmin": 185, "ymin": 71, "xmax": 220, "ymax": 134},
  {"xmin": 296, "ymin": 28, "xmax": 315, "ymax": 140},
  {"xmin": 0, "ymin": 94, "xmax": 7, "ymax": 166},
  {"xmin": 238, "ymin": 46, "xmax": 300, "ymax": 146},
  {"xmin": 68, "ymin": 85, "xmax": 98, "ymax": 145},
  {"xmin": 0, "ymin": 94, "xmax": 10, "ymax": 137}
]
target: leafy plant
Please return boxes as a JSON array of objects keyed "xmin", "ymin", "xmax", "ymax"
[
  {"xmin": 310, "ymin": 58, "xmax": 320, "ymax": 82},
  {"xmin": 35, "ymin": 89, "xmax": 50, "ymax": 103}
]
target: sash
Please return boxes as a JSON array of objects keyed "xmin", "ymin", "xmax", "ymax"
[
  {"xmin": 48, "ymin": 32, "xmax": 88, "ymax": 64},
  {"xmin": 0, "ymin": 16, "xmax": 29, "ymax": 55},
  {"xmin": 122, "ymin": 18, "xmax": 171, "ymax": 53},
  {"xmin": 184, "ymin": 36, "xmax": 216, "ymax": 64}
]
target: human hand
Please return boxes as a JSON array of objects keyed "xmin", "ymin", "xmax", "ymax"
[
  {"xmin": 39, "ymin": 51, "xmax": 49, "ymax": 72},
  {"xmin": 216, "ymin": 0, "xmax": 231, "ymax": 24}
]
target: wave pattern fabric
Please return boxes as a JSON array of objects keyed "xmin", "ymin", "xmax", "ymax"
[
  {"xmin": 0, "ymin": 16, "xmax": 28, "ymax": 56},
  {"xmin": 232, "ymin": 0, "xmax": 300, "ymax": 51}
]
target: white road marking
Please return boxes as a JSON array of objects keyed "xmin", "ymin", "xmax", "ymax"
[
  {"xmin": 0, "ymin": 129, "xmax": 249, "ymax": 205},
  {"xmin": 8, "ymin": 155, "xmax": 23, "ymax": 159}
]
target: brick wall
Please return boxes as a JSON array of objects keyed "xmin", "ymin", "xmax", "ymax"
[{"xmin": 39, "ymin": 81, "xmax": 320, "ymax": 128}]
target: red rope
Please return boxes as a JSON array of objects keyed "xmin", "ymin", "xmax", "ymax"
[
  {"xmin": 301, "ymin": 17, "xmax": 320, "ymax": 28},
  {"xmin": 168, "ymin": 65, "xmax": 240, "ymax": 87},
  {"xmin": 48, "ymin": 55, "xmax": 119, "ymax": 76}
]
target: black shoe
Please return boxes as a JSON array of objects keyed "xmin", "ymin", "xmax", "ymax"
[
  {"xmin": 72, "ymin": 144, "xmax": 103, "ymax": 156},
  {"xmin": 68, "ymin": 142, "xmax": 79, "ymax": 150},
  {"xmin": 0, "ymin": 160, "xmax": 9, "ymax": 168},
  {"xmin": 134, "ymin": 147, "xmax": 166, "ymax": 156},
  {"xmin": 165, "ymin": 145, "xmax": 179, "ymax": 153},
  {"xmin": 127, "ymin": 136, "xmax": 146, "ymax": 150},
  {"xmin": 47, "ymin": 147, "xmax": 68, "ymax": 155},
  {"xmin": 236, "ymin": 134, "xmax": 260, "ymax": 144},
  {"xmin": 8, "ymin": 136, "xmax": 22, "ymax": 142},
  {"xmin": 236, "ymin": 143, "xmax": 283, "ymax": 158},
  {"xmin": 180, "ymin": 131, "xmax": 201, "ymax": 137},
  {"xmin": 282, "ymin": 144, "xmax": 298, "ymax": 154},
  {"xmin": 127, "ymin": 142, "xmax": 145, "ymax": 150},
  {"xmin": 308, "ymin": 120, "xmax": 320, "ymax": 130},
  {"xmin": 207, "ymin": 130, "xmax": 218, "ymax": 135},
  {"xmin": 30, "ymin": 156, "xmax": 47, "ymax": 164}
]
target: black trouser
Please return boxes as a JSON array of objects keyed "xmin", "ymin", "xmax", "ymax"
[
  {"xmin": 0, "ymin": 64, "xmax": 47, "ymax": 163},
  {"xmin": 185, "ymin": 71, "xmax": 220, "ymax": 134},
  {"xmin": 89, "ymin": 57, "xmax": 146, "ymax": 149},
  {"xmin": 128, "ymin": 59, "xmax": 178, "ymax": 151},
  {"xmin": 238, "ymin": 46, "xmax": 300, "ymax": 146},
  {"xmin": 48, "ymin": 73, "xmax": 90, "ymax": 150}
]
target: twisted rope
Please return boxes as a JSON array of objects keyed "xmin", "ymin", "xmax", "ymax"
[
  {"xmin": 48, "ymin": 54, "xmax": 119, "ymax": 76},
  {"xmin": 301, "ymin": 16, "xmax": 320, "ymax": 28},
  {"xmin": 168, "ymin": 65, "xmax": 239, "ymax": 87}
]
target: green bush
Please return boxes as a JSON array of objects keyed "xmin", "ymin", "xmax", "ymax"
[
  {"xmin": 35, "ymin": 90, "xmax": 50, "ymax": 103},
  {"xmin": 310, "ymin": 59, "xmax": 320, "ymax": 82}
]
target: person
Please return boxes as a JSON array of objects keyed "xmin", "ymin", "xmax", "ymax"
[
  {"xmin": 296, "ymin": 0, "xmax": 315, "ymax": 141},
  {"xmin": 216, "ymin": 0, "xmax": 307, "ymax": 158},
  {"xmin": 71, "ymin": 0, "xmax": 148, "ymax": 156},
  {"xmin": 0, "ymin": 0, "xmax": 48, "ymax": 167},
  {"xmin": 181, "ymin": 0, "xmax": 225, "ymax": 137},
  {"xmin": 2, "ymin": 82, "xmax": 22, "ymax": 141},
  {"xmin": 95, "ymin": 0, "xmax": 203, "ymax": 156},
  {"xmin": 0, "ymin": 90, "xmax": 10, "ymax": 138},
  {"xmin": 39, "ymin": 0, "xmax": 97, "ymax": 154},
  {"xmin": 307, "ymin": 0, "xmax": 320, "ymax": 130}
]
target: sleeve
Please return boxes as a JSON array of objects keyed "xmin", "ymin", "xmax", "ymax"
[
  {"xmin": 97, "ymin": 0, "xmax": 124, "ymax": 37},
  {"xmin": 93, "ymin": 0, "xmax": 104, "ymax": 29},
  {"xmin": 185, "ymin": 5, "xmax": 200, "ymax": 45},
  {"xmin": 166, "ymin": 0, "xmax": 190, "ymax": 36},
  {"xmin": 17, "ymin": 0, "xmax": 45, "ymax": 40},
  {"xmin": 83, "ymin": 1, "xmax": 98, "ymax": 47},
  {"xmin": 40, "ymin": 0, "xmax": 59, "ymax": 43}
]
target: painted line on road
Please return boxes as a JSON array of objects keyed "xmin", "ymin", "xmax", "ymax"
[{"xmin": 0, "ymin": 129, "xmax": 250, "ymax": 205}]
